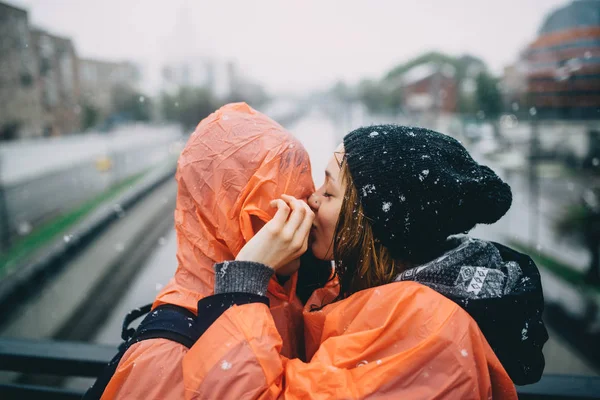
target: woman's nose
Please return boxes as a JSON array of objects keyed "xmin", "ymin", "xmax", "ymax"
[{"xmin": 308, "ymin": 193, "xmax": 320, "ymax": 211}]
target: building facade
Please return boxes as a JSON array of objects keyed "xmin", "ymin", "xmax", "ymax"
[
  {"xmin": 400, "ymin": 62, "xmax": 458, "ymax": 114},
  {"xmin": 524, "ymin": 0, "xmax": 600, "ymax": 119},
  {"xmin": 31, "ymin": 28, "xmax": 81, "ymax": 136},
  {"xmin": 0, "ymin": 2, "xmax": 44, "ymax": 140},
  {"xmin": 79, "ymin": 58, "xmax": 140, "ymax": 118}
]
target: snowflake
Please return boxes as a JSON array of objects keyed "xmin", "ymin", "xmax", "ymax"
[
  {"xmin": 382, "ymin": 202, "xmax": 392, "ymax": 212},
  {"xmin": 361, "ymin": 184, "xmax": 376, "ymax": 197},
  {"xmin": 221, "ymin": 360, "xmax": 232, "ymax": 370}
]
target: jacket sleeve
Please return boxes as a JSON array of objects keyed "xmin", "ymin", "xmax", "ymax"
[
  {"xmin": 101, "ymin": 339, "xmax": 188, "ymax": 400},
  {"xmin": 181, "ymin": 296, "xmax": 517, "ymax": 400}
]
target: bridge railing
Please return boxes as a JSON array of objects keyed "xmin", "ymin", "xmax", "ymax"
[{"xmin": 0, "ymin": 338, "xmax": 599, "ymax": 400}]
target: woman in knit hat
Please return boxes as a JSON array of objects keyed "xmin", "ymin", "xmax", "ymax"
[{"xmin": 181, "ymin": 125, "xmax": 547, "ymax": 399}]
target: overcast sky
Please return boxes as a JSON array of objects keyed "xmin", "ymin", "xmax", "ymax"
[{"xmin": 14, "ymin": 0, "xmax": 568, "ymax": 95}]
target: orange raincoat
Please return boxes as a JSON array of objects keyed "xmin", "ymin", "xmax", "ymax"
[
  {"xmin": 182, "ymin": 281, "xmax": 518, "ymax": 399},
  {"xmin": 102, "ymin": 103, "xmax": 315, "ymax": 399}
]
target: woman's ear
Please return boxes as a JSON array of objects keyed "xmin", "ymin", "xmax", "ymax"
[{"xmin": 250, "ymin": 215, "xmax": 266, "ymax": 236}]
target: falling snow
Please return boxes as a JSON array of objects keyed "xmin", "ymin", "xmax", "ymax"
[
  {"xmin": 522, "ymin": 323, "xmax": 529, "ymax": 341},
  {"xmin": 361, "ymin": 184, "xmax": 376, "ymax": 197},
  {"xmin": 221, "ymin": 360, "xmax": 232, "ymax": 370},
  {"xmin": 17, "ymin": 221, "xmax": 32, "ymax": 236},
  {"xmin": 219, "ymin": 261, "xmax": 229, "ymax": 278},
  {"xmin": 382, "ymin": 202, "xmax": 392, "ymax": 212}
]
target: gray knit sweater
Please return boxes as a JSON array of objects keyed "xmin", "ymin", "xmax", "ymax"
[{"xmin": 214, "ymin": 260, "xmax": 274, "ymax": 295}]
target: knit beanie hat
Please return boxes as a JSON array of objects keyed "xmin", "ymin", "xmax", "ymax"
[{"xmin": 343, "ymin": 124, "xmax": 512, "ymax": 261}]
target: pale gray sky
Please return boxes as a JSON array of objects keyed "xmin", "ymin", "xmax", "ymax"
[{"xmin": 15, "ymin": 0, "xmax": 567, "ymax": 95}]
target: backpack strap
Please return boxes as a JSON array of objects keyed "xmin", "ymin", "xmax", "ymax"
[
  {"xmin": 128, "ymin": 303, "xmax": 202, "ymax": 348},
  {"xmin": 120, "ymin": 303, "xmax": 153, "ymax": 342},
  {"xmin": 83, "ymin": 303, "xmax": 200, "ymax": 400}
]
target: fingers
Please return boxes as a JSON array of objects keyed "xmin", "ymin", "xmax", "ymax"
[
  {"xmin": 281, "ymin": 195, "xmax": 307, "ymax": 237},
  {"xmin": 281, "ymin": 194, "xmax": 315, "ymax": 254},
  {"xmin": 236, "ymin": 195, "xmax": 314, "ymax": 270},
  {"xmin": 296, "ymin": 201, "xmax": 315, "ymax": 248},
  {"xmin": 269, "ymin": 199, "xmax": 291, "ymax": 228}
]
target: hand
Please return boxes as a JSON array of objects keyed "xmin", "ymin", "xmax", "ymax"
[{"xmin": 236, "ymin": 194, "xmax": 315, "ymax": 271}]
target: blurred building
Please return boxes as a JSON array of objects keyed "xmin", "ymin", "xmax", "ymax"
[
  {"xmin": 30, "ymin": 28, "xmax": 81, "ymax": 136},
  {"xmin": 399, "ymin": 62, "xmax": 458, "ymax": 114},
  {"xmin": 458, "ymin": 57, "xmax": 486, "ymax": 95},
  {"xmin": 162, "ymin": 58, "xmax": 240, "ymax": 100},
  {"xmin": 523, "ymin": 0, "xmax": 600, "ymax": 119},
  {"xmin": 500, "ymin": 62, "xmax": 528, "ymax": 112},
  {"xmin": 0, "ymin": 2, "xmax": 44, "ymax": 140},
  {"xmin": 79, "ymin": 59, "xmax": 140, "ymax": 118},
  {"xmin": 161, "ymin": 58, "xmax": 214, "ymax": 92}
]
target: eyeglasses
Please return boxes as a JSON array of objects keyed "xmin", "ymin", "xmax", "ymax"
[{"xmin": 334, "ymin": 151, "xmax": 346, "ymax": 168}]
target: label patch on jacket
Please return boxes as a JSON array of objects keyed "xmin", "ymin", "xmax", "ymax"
[{"xmin": 466, "ymin": 267, "xmax": 488, "ymax": 295}]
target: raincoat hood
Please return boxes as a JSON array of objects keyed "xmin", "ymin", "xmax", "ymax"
[
  {"xmin": 101, "ymin": 104, "xmax": 316, "ymax": 399},
  {"xmin": 154, "ymin": 103, "xmax": 315, "ymax": 313},
  {"xmin": 396, "ymin": 235, "xmax": 548, "ymax": 385}
]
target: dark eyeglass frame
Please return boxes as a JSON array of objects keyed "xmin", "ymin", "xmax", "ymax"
[{"xmin": 334, "ymin": 151, "xmax": 346, "ymax": 169}]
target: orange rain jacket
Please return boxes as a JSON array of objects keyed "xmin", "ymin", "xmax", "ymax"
[
  {"xmin": 102, "ymin": 103, "xmax": 316, "ymax": 399},
  {"xmin": 183, "ymin": 281, "xmax": 518, "ymax": 400}
]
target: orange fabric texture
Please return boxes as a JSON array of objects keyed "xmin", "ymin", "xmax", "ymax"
[
  {"xmin": 102, "ymin": 103, "xmax": 315, "ymax": 399},
  {"xmin": 183, "ymin": 281, "xmax": 518, "ymax": 400}
]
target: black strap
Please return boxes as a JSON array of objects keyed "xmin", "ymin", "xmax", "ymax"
[
  {"xmin": 83, "ymin": 294, "xmax": 270, "ymax": 400},
  {"xmin": 121, "ymin": 303, "xmax": 153, "ymax": 342},
  {"xmin": 83, "ymin": 303, "xmax": 200, "ymax": 400},
  {"xmin": 195, "ymin": 292, "xmax": 270, "ymax": 337},
  {"xmin": 129, "ymin": 304, "xmax": 201, "ymax": 349}
]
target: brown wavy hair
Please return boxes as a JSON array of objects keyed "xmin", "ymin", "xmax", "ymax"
[{"xmin": 333, "ymin": 161, "xmax": 414, "ymax": 298}]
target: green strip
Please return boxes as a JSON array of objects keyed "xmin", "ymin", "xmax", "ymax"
[
  {"xmin": 507, "ymin": 240, "xmax": 600, "ymax": 295},
  {"xmin": 0, "ymin": 171, "xmax": 148, "ymax": 276}
]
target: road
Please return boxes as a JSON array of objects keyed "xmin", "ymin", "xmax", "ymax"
[{"xmin": 0, "ymin": 124, "xmax": 183, "ymax": 252}]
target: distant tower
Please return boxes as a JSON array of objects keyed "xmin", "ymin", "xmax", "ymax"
[{"xmin": 161, "ymin": 0, "xmax": 213, "ymax": 91}]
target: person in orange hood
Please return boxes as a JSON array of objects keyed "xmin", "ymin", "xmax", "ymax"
[
  {"xmin": 101, "ymin": 103, "xmax": 318, "ymax": 399},
  {"xmin": 182, "ymin": 125, "xmax": 547, "ymax": 399}
]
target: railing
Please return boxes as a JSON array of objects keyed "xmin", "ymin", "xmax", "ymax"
[
  {"xmin": 0, "ymin": 338, "xmax": 599, "ymax": 400},
  {"xmin": 0, "ymin": 338, "xmax": 114, "ymax": 399}
]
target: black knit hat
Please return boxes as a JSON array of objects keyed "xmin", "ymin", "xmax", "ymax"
[{"xmin": 343, "ymin": 125, "xmax": 512, "ymax": 261}]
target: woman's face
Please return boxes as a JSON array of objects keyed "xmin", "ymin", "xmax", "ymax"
[{"xmin": 309, "ymin": 144, "xmax": 345, "ymax": 260}]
